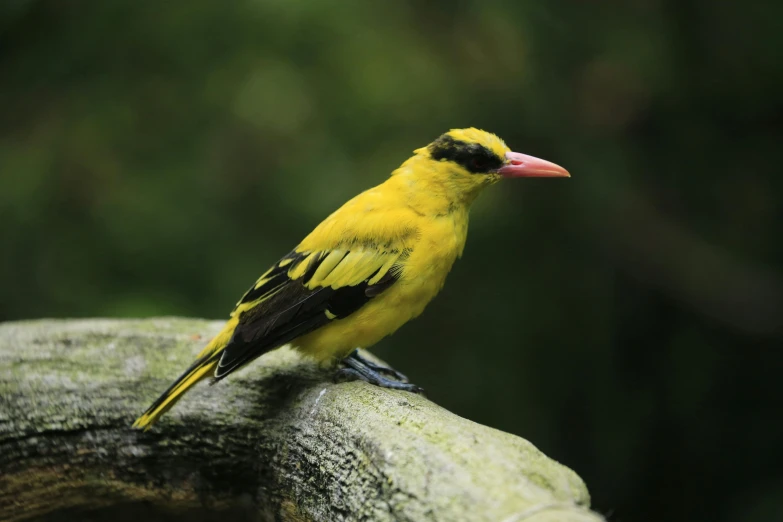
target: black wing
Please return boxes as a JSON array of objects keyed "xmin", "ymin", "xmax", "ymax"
[{"xmin": 214, "ymin": 248, "xmax": 405, "ymax": 379}]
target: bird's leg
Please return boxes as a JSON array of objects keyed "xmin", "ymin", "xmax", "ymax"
[
  {"xmin": 335, "ymin": 350, "xmax": 423, "ymax": 393},
  {"xmin": 347, "ymin": 349, "xmax": 409, "ymax": 382}
]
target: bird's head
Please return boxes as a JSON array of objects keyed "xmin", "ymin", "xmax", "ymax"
[{"xmin": 403, "ymin": 128, "xmax": 569, "ymax": 205}]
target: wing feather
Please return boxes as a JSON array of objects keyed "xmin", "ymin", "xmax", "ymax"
[
  {"xmin": 214, "ymin": 246, "xmax": 405, "ymax": 380},
  {"xmin": 310, "ymin": 249, "xmax": 347, "ymax": 283}
]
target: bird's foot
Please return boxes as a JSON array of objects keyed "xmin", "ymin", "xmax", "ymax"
[
  {"xmin": 347, "ymin": 348, "xmax": 410, "ymax": 382},
  {"xmin": 334, "ymin": 349, "xmax": 423, "ymax": 394}
]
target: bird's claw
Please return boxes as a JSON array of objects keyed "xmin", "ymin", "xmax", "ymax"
[
  {"xmin": 336, "ymin": 350, "xmax": 424, "ymax": 394},
  {"xmin": 348, "ymin": 349, "xmax": 410, "ymax": 382},
  {"xmin": 334, "ymin": 367, "xmax": 363, "ymax": 383}
]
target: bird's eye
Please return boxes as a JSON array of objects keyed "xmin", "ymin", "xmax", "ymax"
[{"xmin": 472, "ymin": 157, "xmax": 489, "ymax": 170}]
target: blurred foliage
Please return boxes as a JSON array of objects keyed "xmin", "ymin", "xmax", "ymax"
[{"xmin": 2, "ymin": 0, "xmax": 782, "ymax": 521}]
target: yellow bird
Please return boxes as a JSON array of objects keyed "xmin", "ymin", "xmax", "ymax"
[{"xmin": 133, "ymin": 128, "xmax": 569, "ymax": 429}]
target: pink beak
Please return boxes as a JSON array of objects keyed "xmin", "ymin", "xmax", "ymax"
[{"xmin": 496, "ymin": 151, "xmax": 570, "ymax": 178}]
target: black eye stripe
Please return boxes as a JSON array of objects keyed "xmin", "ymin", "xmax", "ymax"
[{"xmin": 428, "ymin": 135, "xmax": 504, "ymax": 174}]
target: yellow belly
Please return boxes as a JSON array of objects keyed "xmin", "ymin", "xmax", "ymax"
[{"xmin": 293, "ymin": 280, "xmax": 433, "ymax": 362}]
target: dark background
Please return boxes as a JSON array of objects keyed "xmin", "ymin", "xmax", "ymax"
[{"xmin": 2, "ymin": 1, "xmax": 782, "ymax": 521}]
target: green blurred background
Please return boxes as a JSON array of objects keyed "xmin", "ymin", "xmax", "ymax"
[{"xmin": 2, "ymin": 0, "xmax": 782, "ymax": 520}]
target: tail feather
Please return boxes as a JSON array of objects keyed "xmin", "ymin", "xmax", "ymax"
[
  {"xmin": 132, "ymin": 353, "xmax": 220, "ymax": 430},
  {"xmin": 133, "ymin": 318, "xmax": 241, "ymax": 430}
]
